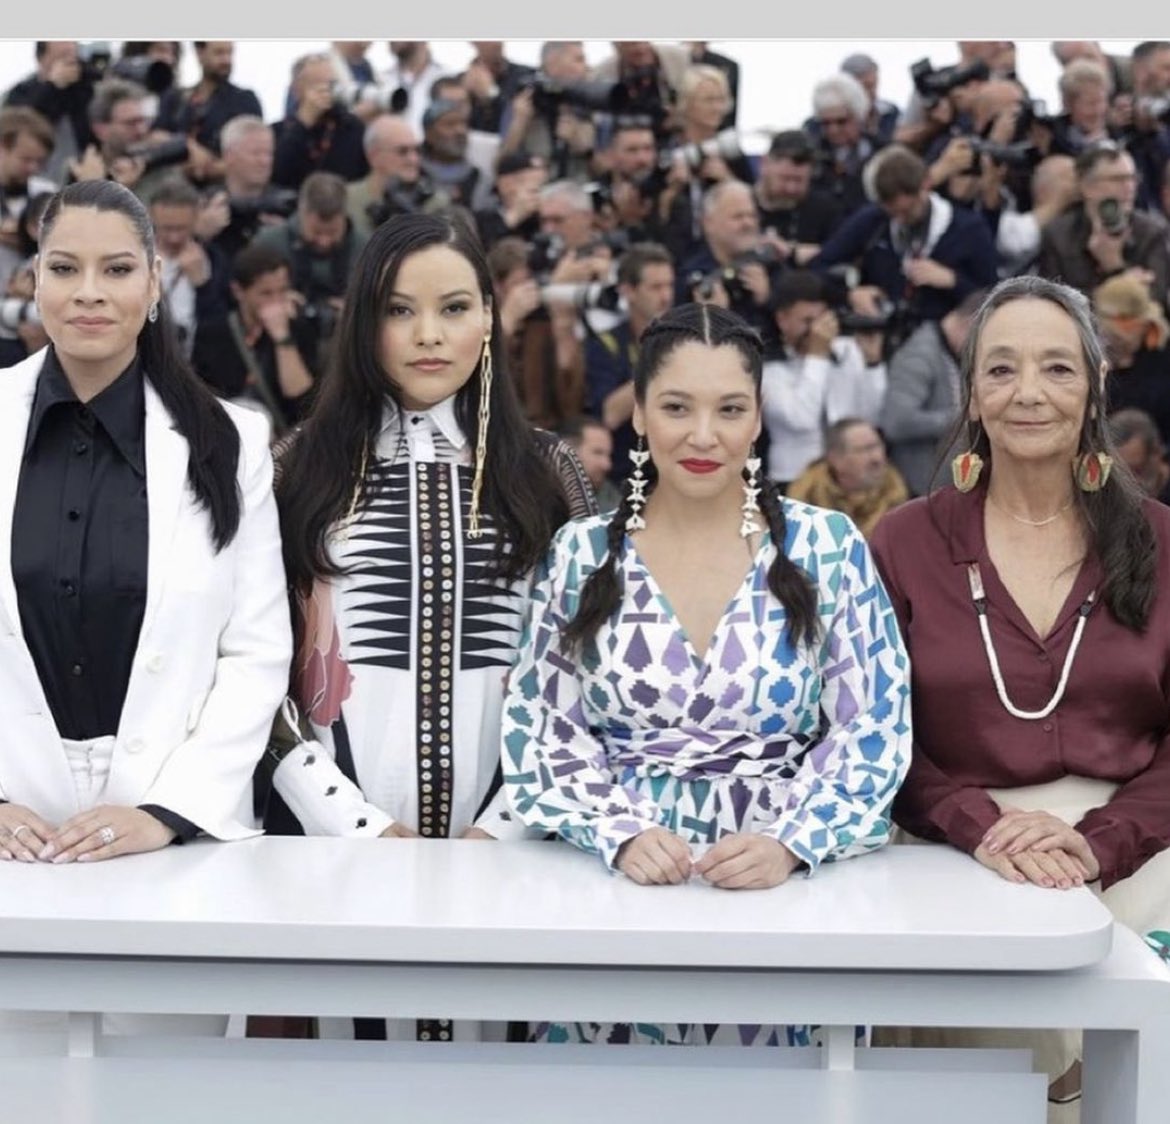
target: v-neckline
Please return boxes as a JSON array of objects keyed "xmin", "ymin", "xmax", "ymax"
[{"xmin": 624, "ymin": 529, "xmax": 771, "ymax": 669}]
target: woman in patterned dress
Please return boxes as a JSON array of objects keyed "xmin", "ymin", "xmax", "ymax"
[
  {"xmin": 265, "ymin": 211, "xmax": 594, "ymax": 1041},
  {"xmin": 501, "ymin": 302, "xmax": 912, "ymax": 1046}
]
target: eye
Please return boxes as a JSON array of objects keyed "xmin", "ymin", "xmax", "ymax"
[
  {"xmin": 386, "ymin": 304, "xmax": 411, "ymax": 317},
  {"xmin": 443, "ymin": 301, "xmax": 470, "ymax": 315},
  {"xmin": 721, "ymin": 404, "xmax": 748, "ymax": 416},
  {"xmin": 661, "ymin": 402, "xmax": 686, "ymax": 415},
  {"xmin": 1046, "ymin": 362, "xmax": 1077, "ymax": 377},
  {"xmin": 108, "ymin": 263, "xmax": 134, "ymax": 275},
  {"xmin": 47, "ymin": 263, "xmax": 74, "ymax": 275},
  {"xmin": 986, "ymin": 364, "xmax": 1014, "ymax": 377}
]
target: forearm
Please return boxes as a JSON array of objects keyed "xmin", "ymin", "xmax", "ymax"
[{"xmin": 274, "ymin": 342, "xmax": 315, "ymax": 399}]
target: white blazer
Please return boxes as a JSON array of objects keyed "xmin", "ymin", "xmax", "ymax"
[{"xmin": 0, "ymin": 349, "xmax": 293, "ymax": 838}]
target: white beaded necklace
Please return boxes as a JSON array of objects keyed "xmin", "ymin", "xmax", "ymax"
[{"xmin": 966, "ymin": 563, "xmax": 1096, "ymax": 721}]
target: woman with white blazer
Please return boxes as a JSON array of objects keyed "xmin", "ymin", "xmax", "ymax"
[{"xmin": 0, "ymin": 178, "xmax": 292, "ymax": 871}]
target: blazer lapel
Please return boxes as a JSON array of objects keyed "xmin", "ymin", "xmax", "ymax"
[
  {"xmin": 0, "ymin": 350, "xmax": 46, "ymax": 641},
  {"xmin": 142, "ymin": 381, "xmax": 189, "ymax": 638}
]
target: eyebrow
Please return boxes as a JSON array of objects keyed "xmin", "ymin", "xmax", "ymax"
[
  {"xmin": 44, "ymin": 250, "xmax": 139, "ymax": 262},
  {"xmin": 388, "ymin": 289, "xmax": 475, "ymax": 301},
  {"xmin": 654, "ymin": 390, "xmax": 754, "ymax": 401},
  {"xmin": 983, "ymin": 345, "xmax": 1079, "ymax": 361}
]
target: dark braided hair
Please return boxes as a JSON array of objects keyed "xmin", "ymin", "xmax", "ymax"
[{"xmin": 561, "ymin": 303, "xmax": 818, "ymax": 651}]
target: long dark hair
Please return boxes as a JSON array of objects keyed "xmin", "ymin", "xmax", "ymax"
[
  {"xmin": 39, "ymin": 180, "xmax": 241, "ymax": 550},
  {"xmin": 942, "ymin": 275, "xmax": 1156, "ymax": 630},
  {"xmin": 562, "ymin": 303, "xmax": 818, "ymax": 651},
  {"xmin": 277, "ymin": 211, "xmax": 568, "ymax": 594}
]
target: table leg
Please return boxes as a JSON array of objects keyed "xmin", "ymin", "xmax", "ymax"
[
  {"xmin": 824, "ymin": 1025, "xmax": 856, "ymax": 1071},
  {"xmin": 1082, "ymin": 1019, "xmax": 1170, "ymax": 1124}
]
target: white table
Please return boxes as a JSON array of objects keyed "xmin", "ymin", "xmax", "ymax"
[{"xmin": 0, "ymin": 838, "xmax": 1163, "ymax": 1124}]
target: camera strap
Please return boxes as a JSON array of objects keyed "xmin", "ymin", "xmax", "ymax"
[{"xmin": 228, "ymin": 311, "xmax": 290, "ymax": 434}]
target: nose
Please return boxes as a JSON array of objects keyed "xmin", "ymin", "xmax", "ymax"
[
  {"xmin": 72, "ymin": 266, "xmax": 106, "ymax": 305},
  {"xmin": 413, "ymin": 308, "xmax": 443, "ymax": 346},
  {"xmin": 688, "ymin": 411, "xmax": 718, "ymax": 448},
  {"xmin": 1012, "ymin": 361, "xmax": 1048, "ymax": 402}
]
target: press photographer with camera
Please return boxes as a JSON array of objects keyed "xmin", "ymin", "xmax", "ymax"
[
  {"xmin": 678, "ymin": 180, "xmax": 781, "ymax": 337},
  {"xmin": 811, "ymin": 145, "xmax": 998, "ymax": 335},
  {"xmin": 250, "ymin": 171, "xmax": 367, "ymax": 372},
  {"xmin": 348, "ymin": 115, "xmax": 446, "ymax": 239},
  {"xmin": 325, "ymin": 42, "xmax": 396, "ymax": 125},
  {"xmin": 893, "ymin": 43, "xmax": 1001, "ymax": 155},
  {"xmin": 1037, "ymin": 140, "xmax": 1170, "ymax": 309},
  {"xmin": 461, "ymin": 42, "xmax": 535, "ymax": 135},
  {"xmin": 755, "ymin": 129, "xmax": 845, "ymax": 268},
  {"xmin": 154, "ymin": 41, "xmax": 262, "ymax": 185},
  {"xmin": 419, "ymin": 93, "xmax": 483, "ymax": 210},
  {"xmin": 590, "ymin": 41, "xmax": 690, "ymax": 142},
  {"xmin": 1109, "ymin": 42, "xmax": 1170, "ymax": 211},
  {"xmin": 486, "ymin": 234, "xmax": 587, "ymax": 430},
  {"xmin": 759, "ymin": 269, "xmax": 887, "ymax": 489},
  {"xmin": 1046, "ymin": 59, "xmax": 1120, "ymax": 158},
  {"xmin": 208, "ymin": 115, "xmax": 293, "ymax": 262},
  {"xmin": 380, "ymin": 41, "xmax": 451, "ymax": 136},
  {"xmin": 840, "ymin": 53, "xmax": 901, "ymax": 148},
  {"xmin": 190, "ymin": 241, "xmax": 317, "ymax": 434},
  {"xmin": 273, "ymin": 54, "xmax": 368, "ymax": 191},
  {"xmin": 3, "ymin": 42, "xmax": 97, "ymax": 185},
  {"xmin": 805, "ymin": 72, "xmax": 884, "ymax": 218},
  {"xmin": 0, "ymin": 108, "xmax": 56, "ymax": 292},
  {"xmin": 583, "ymin": 240, "xmax": 675, "ymax": 482},
  {"xmin": 980, "ymin": 154, "xmax": 1079, "ymax": 277},
  {"xmin": 474, "ymin": 152, "xmax": 545, "ymax": 248}
]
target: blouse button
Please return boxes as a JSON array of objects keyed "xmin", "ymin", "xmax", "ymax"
[
  {"xmin": 1042, "ymin": 722, "xmax": 1054, "ymax": 733},
  {"xmin": 1038, "ymin": 653, "xmax": 1049, "ymax": 662}
]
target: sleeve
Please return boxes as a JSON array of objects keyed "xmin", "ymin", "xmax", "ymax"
[
  {"xmin": 996, "ymin": 210, "xmax": 1041, "ymax": 262},
  {"xmin": 825, "ymin": 339, "xmax": 886, "ymax": 426},
  {"xmin": 757, "ymin": 518, "xmax": 913, "ymax": 872},
  {"xmin": 584, "ymin": 334, "xmax": 628, "ymax": 418},
  {"xmin": 763, "ymin": 356, "xmax": 830, "ymax": 432},
  {"xmin": 138, "ymin": 804, "xmax": 200, "ymax": 843},
  {"xmin": 272, "ymin": 119, "xmax": 315, "ymax": 189},
  {"xmin": 950, "ymin": 220, "xmax": 999, "ymax": 301},
  {"xmin": 810, "ymin": 206, "xmax": 884, "ymax": 271},
  {"xmin": 868, "ymin": 515, "xmax": 1003, "ymax": 852},
  {"xmin": 501, "ymin": 529, "xmax": 667, "ymax": 870},
  {"xmin": 880, "ymin": 335, "xmax": 957, "ymax": 442},
  {"xmin": 136, "ymin": 413, "xmax": 294, "ymax": 836},
  {"xmin": 542, "ymin": 436, "xmax": 600, "ymax": 520}
]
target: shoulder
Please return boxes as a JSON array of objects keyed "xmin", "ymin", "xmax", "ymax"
[
  {"xmin": 545, "ymin": 514, "xmax": 615, "ymax": 575},
  {"xmin": 1, "ymin": 346, "xmax": 47, "ymax": 397},
  {"xmin": 219, "ymin": 398, "xmax": 274, "ymax": 477},
  {"xmin": 779, "ymin": 495, "xmax": 863, "ymax": 551},
  {"xmin": 532, "ymin": 428, "xmax": 599, "ymax": 520}
]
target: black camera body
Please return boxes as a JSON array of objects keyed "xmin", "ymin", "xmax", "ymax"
[
  {"xmin": 111, "ymin": 55, "xmax": 174, "ymax": 96},
  {"xmin": 526, "ymin": 231, "xmax": 565, "ymax": 281},
  {"xmin": 367, "ymin": 176, "xmax": 438, "ymax": 228},
  {"xmin": 230, "ymin": 187, "xmax": 299, "ymax": 223},
  {"xmin": 910, "ymin": 57, "xmax": 990, "ymax": 108},
  {"xmin": 126, "ymin": 135, "xmax": 191, "ymax": 174},
  {"xmin": 77, "ymin": 41, "xmax": 113, "ymax": 85},
  {"xmin": 524, "ymin": 73, "xmax": 629, "ymax": 117},
  {"xmin": 539, "ymin": 281, "xmax": 623, "ymax": 313},
  {"xmin": 1097, "ymin": 197, "xmax": 1129, "ymax": 237},
  {"xmin": 968, "ymin": 137, "xmax": 1041, "ymax": 172}
]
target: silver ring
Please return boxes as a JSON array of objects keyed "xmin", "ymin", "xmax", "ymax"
[
  {"xmin": 12, "ymin": 825, "xmax": 30, "ymax": 840},
  {"xmin": 97, "ymin": 825, "xmax": 116, "ymax": 847}
]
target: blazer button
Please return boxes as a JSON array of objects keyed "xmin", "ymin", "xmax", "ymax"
[
  {"xmin": 126, "ymin": 738, "xmax": 146, "ymax": 755},
  {"xmin": 146, "ymin": 654, "xmax": 165, "ymax": 673}
]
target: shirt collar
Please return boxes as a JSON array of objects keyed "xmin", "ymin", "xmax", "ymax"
[
  {"xmin": 25, "ymin": 346, "xmax": 146, "ymax": 475},
  {"xmin": 379, "ymin": 393, "xmax": 468, "ymax": 452}
]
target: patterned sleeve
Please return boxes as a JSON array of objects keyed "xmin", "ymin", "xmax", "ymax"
[
  {"xmin": 535, "ymin": 431, "xmax": 600, "ymax": 520},
  {"xmin": 760, "ymin": 515, "xmax": 912, "ymax": 873},
  {"xmin": 501, "ymin": 523, "xmax": 666, "ymax": 870}
]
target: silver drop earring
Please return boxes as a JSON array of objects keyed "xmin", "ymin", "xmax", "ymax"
[
  {"xmin": 625, "ymin": 439, "xmax": 650, "ymax": 533},
  {"xmin": 740, "ymin": 449, "xmax": 763, "ymax": 538}
]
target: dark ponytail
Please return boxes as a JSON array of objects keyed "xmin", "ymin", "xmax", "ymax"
[
  {"xmin": 39, "ymin": 181, "xmax": 241, "ymax": 550},
  {"xmin": 562, "ymin": 303, "xmax": 818, "ymax": 652}
]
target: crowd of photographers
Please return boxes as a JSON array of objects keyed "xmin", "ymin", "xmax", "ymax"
[{"xmin": 5, "ymin": 38, "xmax": 1170, "ymax": 525}]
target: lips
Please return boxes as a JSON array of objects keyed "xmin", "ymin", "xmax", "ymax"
[
  {"xmin": 70, "ymin": 318, "xmax": 114, "ymax": 327},
  {"xmin": 410, "ymin": 360, "xmax": 451, "ymax": 372},
  {"xmin": 680, "ymin": 459, "xmax": 721, "ymax": 474}
]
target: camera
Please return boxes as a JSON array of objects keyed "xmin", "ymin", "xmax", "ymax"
[
  {"xmin": 1136, "ymin": 95, "xmax": 1170, "ymax": 122},
  {"xmin": 0, "ymin": 298, "xmax": 41, "ymax": 331},
  {"xmin": 350, "ymin": 83, "xmax": 409, "ymax": 115},
  {"xmin": 1097, "ymin": 198, "xmax": 1129, "ymax": 237},
  {"xmin": 111, "ymin": 55, "xmax": 174, "ymax": 96},
  {"xmin": 671, "ymin": 129, "xmax": 747, "ymax": 174},
  {"xmin": 523, "ymin": 73, "xmax": 631, "ymax": 117},
  {"xmin": 366, "ymin": 176, "xmax": 438, "ymax": 228},
  {"xmin": 968, "ymin": 137, "xmax": 1041, "ymax": 171},
  {"xmin": 910, "ymin": 57, "xmax": 990, "ymax": 109},
  {"xmin": 575, "ymin": 230, "xmax": 631, "ymax": 258},
  {"xmin": 526, "ymin": 232, "xmax": 565, "ymax": 280},
  {"xmin": 539, "ymin": 281, "xmax": 622, "ymax": 312},
  {"xmin": 229, "ymin": 187, "xmax": 299, "ymax": 223},
  {"xmin": 836, "ymin": 296, "xmax": 900, "ymax": 334},
  {"xmin": 126, "ymin": 135, "xmax": 190, "ymax": 174},
  {"xmin": 77, "ymin": 41, "xmax": 114, "ymax": 84}
]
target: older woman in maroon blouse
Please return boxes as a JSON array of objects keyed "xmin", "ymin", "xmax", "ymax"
[{"xmin": 869, "ymin": 274, "xmax": 1170, "ymax": 1114}]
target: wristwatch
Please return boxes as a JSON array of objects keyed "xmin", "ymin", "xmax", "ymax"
[{"xmin": 273, "ymin": 335, "xmax": 296, "ymax": 348}]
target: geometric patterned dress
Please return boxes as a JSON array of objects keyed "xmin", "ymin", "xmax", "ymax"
[
  {"xmin": 502, "ymin": 500, "xmax": 913, "ymax": 1045},
  {"xmin": 268, "ymin": 395, "xmax": 594, "ymax": 1042}
]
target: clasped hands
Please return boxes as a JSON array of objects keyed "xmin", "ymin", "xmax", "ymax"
[
  {"xmin": 974, "ymin": 807, "xmax": 1100, "ymax": 890},
  {"xmin": 0, "ymin": 803, "xmax": 175, "ymax": 864},
  {"xmin": 616, "ymin": 827, "xmax": 799, "ymax": 889}
]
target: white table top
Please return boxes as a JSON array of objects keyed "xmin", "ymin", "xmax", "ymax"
[{"xmin": 0, "ymin": 838, "xmax": 1113, "ymax": 971}]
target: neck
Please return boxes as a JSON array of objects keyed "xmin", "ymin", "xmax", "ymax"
[
  {"xmin": 401, "ymin": 48, "xmax": 428, "ymax": 76},
  {"xmin": 756, "ymin": 185, "xmax": 793, "ymax": 211},
  {"xmin": 683, "ymin": 123, "xmax": 716, "ymax": 143},
  {"xmin": 986, "ymin": 458, "xmax": 1078, "ymax": 523},
  {"xmin": 55, "ymin": 345, "xmax": 136, "ymax": 403},
  {"xmin": 641, "ymin": 480, "xmax": 744, "ymax": 541},
  {"xmin": 366, "ymin": 169, "xmax": 390, "ymax": 195},
  {"xmin": 223, "ymin": 173, "xmax": 260, "ymax": 199},
  {"xmin": 629, "ymin": 310, "xmax": 651, "ymax": 339}
]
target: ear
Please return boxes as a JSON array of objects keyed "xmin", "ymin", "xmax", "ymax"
[
  {"xmin": 632, "ymin": 401, "xmax": 645, "ymax": 438},
  {"xmin": 1098, "ymin": 359, "xmax": 1109, "ymax": 390},
  {"xmin": 149, "ymin": 255, "xmax": 163, "ymax": 306}
]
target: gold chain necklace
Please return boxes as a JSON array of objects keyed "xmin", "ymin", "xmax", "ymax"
[{"xmin": 987, "ymin": 493, "xmax": 1074, "ymax": 528}]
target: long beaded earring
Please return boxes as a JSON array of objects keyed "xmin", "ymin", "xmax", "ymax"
[
  {"xmin": 625, "ymin": 438, "xmax": 649, "ymax": 533},
  {"xmin": 467, "ymin": 333, "xmax": 492, "ymax": 538},
  {"xmin": 740, "ymin": 448, "xmax": 763, "ymax": 538}
]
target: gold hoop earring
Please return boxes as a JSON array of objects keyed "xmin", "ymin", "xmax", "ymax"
[{"xmin": 467, "ymin": 334, "xmax": 493, "ymax": 538}]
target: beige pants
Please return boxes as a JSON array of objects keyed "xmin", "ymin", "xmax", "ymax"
[
  {"xmin": 0, "ymin": 736, "xmax": 228, "ymax": 1043},
  {"xmin": 874, "ymin": 776, "xmax": 1170, "ymax": 1124}
]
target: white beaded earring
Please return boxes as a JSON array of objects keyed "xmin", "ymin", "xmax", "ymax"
[
  {"xmin": 740, "ymin": 449, "xmax": 763, "ymax": 538},
  {"xmin": 147, "ymin": 301, "xmax": 159, "ymax": 323},
  {"xmin": 625, "ymin": 438, "xmax": 650, "ymax": 533}
]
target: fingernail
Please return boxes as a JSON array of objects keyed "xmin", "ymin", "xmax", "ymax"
[
  {"xmin": 52, "ymin": 853, "xmax": 70, "ymax": 864},
  {"xmin": 38, "ymin": 844, "xmax": 53, "ymax": 860},
  {"xmin": 987, "ymin": 844, "xmax": 998, "ymax": 854}
]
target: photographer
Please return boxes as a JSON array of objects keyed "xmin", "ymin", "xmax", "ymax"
[
  {"xmin": 1037, "ymin": 140, "xmax": 1170, "ymax": 308},
  {"xmin": 590, "ymin": 41, "xmax": 691, "ymax": 142},
  {"xmin": 380, "ymin": 42, "xmax": 451, "ymax": 136},
  {"xmin": 670, "ymin": 66, "xmax": 753, "ymax": 184},
  {"xmin": 0, "ymin": 108, "xmax": 56, "ymax": 297},
  {"xmin": 498, "ymin": 41, "xmax": 597, "ymax": 182},
  {"xmin": 678, "ymin": 179, "xmax": 784, "ymax": 337},
  {"xmin": 70, "ymin": 78, "xmax": 184, "ymax": 202},
  {"xmin": 462, "ymin": 42, "xmax": 535, "ymax": 135},
  {"xmin": 474, "ymin": 152, "xmax": 546, "ymax": 248},
  {"xmin": 210, "ymin": 114, "xmax": 289, "ymax": 262},
  {"xmin": 979, "ymin": 154, "xmax": 1079, "ymax": 277},
  {"xmin": 191, "ymin": 242, "xmax": 317, "ymax": 434},
  {"xmin": 584, "ymin": 241, "xmax": 675, "ymax": 482},
  {"xmin": 150, "ymin": 176, "xmax": 231, "ymax": 357},
  {"xmin": 250, "ymin": 171, "xmax": 368, "ymax": 370},
  {"xmin": 583, "ymin": 119, "xmax": 664, "ymax": 246},
  {"xmin": 326, "ymin": 42, "xmax": 384, "ymax": 124},
  {"xmin": 3, "ymin": 41, "xmax": 97, "ymax": 184},
  {"xmin": 811, "ymin": 144, "xmax": 997, "ymax": 333},
  {"xmin": 419, "ymin": 95, "xmax": 482, "ymax": 210},
  {"xmin": 805, "ymin": 72, "xmax": 883, "ymax": 217},
  {"xmin": 273, "ymin": 53, "xmax": 368, "ymax": 191},
  {"xmin": 894, "ymin": 42, "xmax": 997, "ymax": 155},
  {"xmin": 348, "ymin": 115, "xmax": 446, "ymax": 239},
  {"xmin": 841, "ymin": 53, "xmax": 901, "ymax": 148},
  {"xmin": 1113, "ymin": 42, "xmax": 1170, "ymax": 210},
  {"xmin": 1046, "ymin": 59, "xmax": 1120, "ymax": 158},
  {"xmin": 759, "ymin": 269, "xmax": 887, "ymax": 489},
  {"xmin": 154, "ymin": 41, "xmax": 262, "ymax": 184},
  {"xmin": 486, "ymin": 235, "xmax": 586, "ymax": 430},
  {"xmin": 755, "ymin": 129, "xmax": 845, "ymax": 267}
]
